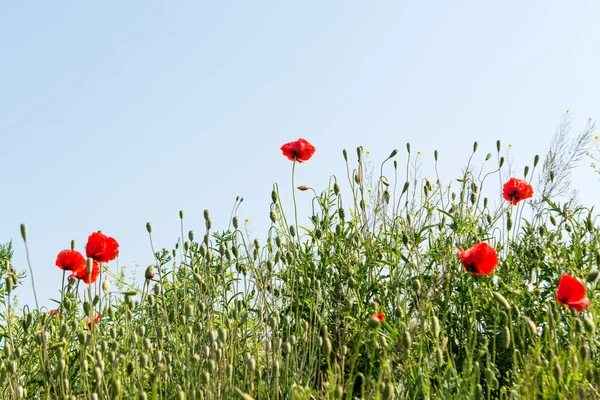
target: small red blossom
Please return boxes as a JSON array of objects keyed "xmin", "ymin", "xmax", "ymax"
[
  {"xmin": 87, "ymin": 314, "xmax": 103, "ymax": 330},
  {"xmin": 458, "ymin": 242, "xmax": 498, "ymax": 275},
  {"xmin": 55, "ymin": 250, "xmax": 86, "ymax": 272},
  {"xmin": 556, "ymin": 274, "xmax": 591, "ymax": 312},
  {"xmin": 374, "ymin": 312, "xmax": 385, "ymax": 322},
  {"xmin": 502, "ymin": 178, "xmax": 533, "ymax": 205},
  {"xmin": 86, "ymin": 232, "xmax": 119, "ymax": 263},
  {"xmin": 280, "ymin": 138, "xmax": 316, "ymax": 163},
  {"xmin": 70, "ymin": 260, "xmax": 100, "ymax": 284},
  {"xmin": 47, "ymin": 309, "xmax": 61, "ymax": 315}
]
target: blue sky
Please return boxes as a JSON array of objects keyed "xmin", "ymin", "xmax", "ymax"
[{"xmin": 1, "ymin": 1, "xmax": 600, "ymax": 308}]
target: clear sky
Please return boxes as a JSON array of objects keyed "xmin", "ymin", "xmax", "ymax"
[{"xmin": 2, "ymin": 1, "xmax": 600, "ymax": 309}]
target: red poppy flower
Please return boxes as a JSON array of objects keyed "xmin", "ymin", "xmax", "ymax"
[
  {"xmin": 502, "ymin": 178, "xmax": 533, "ymax": 205},
  {"xmin": 374, "ymin": 312, "xmax": 385, "ymax": 322},
  {"xmin": 556, "ymin": 274, "xmax": 591, "ymax": 312},
  {"xmin": 458, "ymin": 242, "xmax": 498, "ymax": 275},
  {"xmin": 70, "ymin": 260, "xmax": 100, "ymax": 284},
  {"xmin": 47, "ymin": 309, "xmax": 61, "ymax": 315},
  {"xmin": 55, "ymin": 250, "xmax": 86, "ymax": 272},
  {"xmin": 86, "ymin": 232, "xmax": 119, "ymax": 263},
  {"xmin": 87, "ymin": 313, "xmax": 103, "ymax": 330},
  {"xmin": 280, "ymin": 138, "xmax": 316, "ymax": 163}
]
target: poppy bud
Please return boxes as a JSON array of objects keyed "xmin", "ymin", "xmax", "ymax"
[
  {"xmin": 432, "ymin": 315, "xmax": 440, "ymax": 340},
  {"xmin": 71, "ymin": 240, "xmax": 76, "ymax": 250},
  {"xmin": 331, "ymin": 385, "xmax": 344, "ymax": 400},
  {"xmin": 203, "ymin": 209, "xmax": 210, "ymax": 221},
  {"xmin": 584, "ymin": 316, "xmax": 595, "ymax": 334},
  {"xmin": 232, "ymin": 216, "xmax": 239, "ymax": 229},
  {"xmin": 5, "ymin": 276, "xmax": 13, "ymax": 294},
  {"xmin": 188, "ymin": 230, "xmax": 194, "ymax": 242},
  {"xmin": 402, "ymin": 331, "xmax": 412, "ymax": 350},
  {"xmin": 354, "ymin": 171, "xmax": 361, "ymax": 185},
  {"xmin": 20, "ymin": 223, "xmax": 27, "ymax": 241},
  {"xmin": 553, "ymin": 364, "xmax": 562, "ymax": 382},
  {"xmin": 322, "ymin": 338, "xmax": 332, "ymax": 354},
  {"xmin": 472, "ymin": 141, "xmax": 478, "ymax": 153},
  {"xmin": 524, "ymin": 165, "xmax": 530, "ymax": 178},
  {"xmin": 357, "ymin": 146, "xmax": 363, "ymax": 160},
  {"xmin": 581, "ymin": 344, "xmax": 590, "ymax": 361},
  {"xmin": 110, "ymin": 378, "xmax": 122, "ymax": 398},
  {"xmin": 500, "ymin": 326, "xmax": 510, "ymax": 349},
  {"xmin": 289, "ymin": 225, "xmax": 296, "ymax": 237},
  {"xmin": 586, "ymin": 270, "xmax": 599, "ymax": 282},
  {"xmin": 146, "ymin": 222, "xmax": 152, "ymax": 234},
  {"xmin": 499, "ymin": 157, "xmax": 504, "ymax": 168},
  {"xmin": 297, "ymin": 185, "xmax": 310, "ymax": 191},
  {"xmin": 525, "ymin": 318, "xmax": 537, "ymax": 336},
  {"xmin": 507, "ymin": 216, "xmax": 513, "ymax": 231},
  {"xmin": 496, "ymin": 140, "xmax": 501, "ymax": 152},
  {"xmin": 145, "ymin": 265, "xmax": 155, "ymax": 280},
  {"xmin": 179, "ymin": 210, "xmax": 184, "ymax": 219},
  {"xmin": 493, "ymin": 292, "xmax": 511, "ymax": 311},
  {"xmin": 102, "ymin": 279, "xmax": 110, "ymax": 294},
  {"xmin": 485, "ymin": 153, "xmax": 492, "ymax": 161},
  {"xmin": 402, "ymin": 182, "xmax": 409, "ymax": 194},
  {"xmin": 271, "ymin": 189, "xmax": 278, "ymax": 204},
  {"xmin": 218, "ymin": 327, "xmax": 228, "ymax": 343}
]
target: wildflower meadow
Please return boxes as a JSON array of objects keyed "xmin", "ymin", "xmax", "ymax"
[{"xmin": 1, "ymin": 115, "xmax": 600, "ymax": 399}]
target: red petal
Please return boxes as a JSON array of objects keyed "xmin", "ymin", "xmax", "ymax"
[{"xmin": 556, "ymin": 274, "xmax": 586, "ymax": 304}]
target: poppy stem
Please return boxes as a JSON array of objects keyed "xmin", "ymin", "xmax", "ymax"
[
  {"xmin": 291, "ymin": 159, "xmax": 299, "ymax": 239},
  {"xmin": 21, "ymin": 237, "xmax": 40, "ymax": 310}
]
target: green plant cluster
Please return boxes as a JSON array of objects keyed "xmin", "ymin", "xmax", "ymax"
[{"xmin": 1, "ymin": 136, "xmax": 600, "ymax": 399}]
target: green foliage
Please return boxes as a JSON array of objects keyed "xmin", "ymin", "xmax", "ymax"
[{"xmin": 1, "ymin": 135, "xmax": 600, "ymax": 399}]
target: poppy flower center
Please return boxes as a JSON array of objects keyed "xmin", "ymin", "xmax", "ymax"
[
  {"xmin": 509, "ymin": 190, "xmax": 520, "ymax": 200},
  {"xmin": 465, "ymin": 263, "xmax": 478, "ymax": 273}
]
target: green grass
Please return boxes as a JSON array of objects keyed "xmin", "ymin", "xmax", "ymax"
[{"xmin": 1, "ymin": 121, "xmax": 600, "ymax": 399}]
